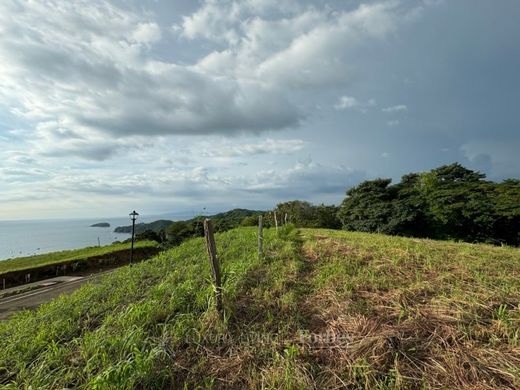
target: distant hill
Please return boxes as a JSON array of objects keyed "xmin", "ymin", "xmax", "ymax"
[
  {"xmin": 113, "ymin": 209, "xmax": 264, "ymax": 235},
  {"xmin": 114, "ymin": 219, "xmax": 173, "ymax": 234},
  {"xmin": 209, "ymin": 208, "xmax": 264, "ymax": 231}
]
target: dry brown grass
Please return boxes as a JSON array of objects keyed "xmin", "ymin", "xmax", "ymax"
[
  {"xmin": 160, "ymin": 229, "xmax": 520, "ymax": 389},
  {"xmin": 297, "ymin": 229, "xmax": 520, "ymax": 389}
]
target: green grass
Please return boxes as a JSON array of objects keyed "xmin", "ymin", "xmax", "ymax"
[
  {"xmin": 0, "ymin": 227, "xmax": 519, "ymax": 389},
  {"xmin": 0, "ymin": 241, "xmax": 159, "ymax": 275}
]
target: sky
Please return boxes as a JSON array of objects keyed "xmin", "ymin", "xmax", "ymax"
[{"xmin": 0, "ymin": 0, "xmax": 519, "ymax": 220}]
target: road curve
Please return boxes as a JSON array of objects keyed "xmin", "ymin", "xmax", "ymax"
[{"xmin": 0, "ymin": 270, "xmax": 113, "ymax": 320}]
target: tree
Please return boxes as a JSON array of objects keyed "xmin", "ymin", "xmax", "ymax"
[
  {"xmin": 417, "ymin": 165, "xmax": 493, "ymax": 241},
  {"xmin": 241, "ymin": 215, "xmax": 259, "ymax": 227},
  {"xmin": 274, "ymin": 200, "xmax": 316, "ymax": 227},
  {"xmin": 337, "ymin": 179, "xmax": 396, "ymax": 233},
  {"xmin": 314, "ymin": 204, "xmax": 341, "ymax": 229},
  {"xmin": 492, "ymin": 179, "xmax": 520, "ymax": 245},
  {"xmin": 133, "ymin": 229, "xmax": 164, "ymax": 243},
  {"xmin": 165, "ymin": 220, "xmax": 199, "ymax": 246},
  {"xmin": 337, "ymin": 163, "xmax": 520, "ymax": 245},
  {"xmin": 429, "ymin": 162, "xmax": 485, "ymax": 183}
]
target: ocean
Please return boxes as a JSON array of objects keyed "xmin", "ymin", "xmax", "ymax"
[{"xmin": 0, "ymin": 215, "xmax": 185, "ymax": 261}]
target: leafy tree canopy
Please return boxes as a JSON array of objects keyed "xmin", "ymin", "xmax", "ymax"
[{"xmin": 338, "ymin": 163, "xmax": 519, "ymax": 245}]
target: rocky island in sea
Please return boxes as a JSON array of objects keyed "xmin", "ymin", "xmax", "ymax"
[{"xmin": 90, "ymin": 222, "xmax": 110, "ymax": 228}]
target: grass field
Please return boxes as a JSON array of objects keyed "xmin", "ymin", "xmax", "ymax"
[
  {"xmin": 0, "ymin": 241, "xmax": 159, "ymax": 275},
  {"xmin": 0, "ymin": 227, "xmax": 518, "ymax": 388}
]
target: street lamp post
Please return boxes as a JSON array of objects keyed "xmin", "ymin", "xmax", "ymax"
[{"xmin": 129, "ymin": 210, "xmax": 139, "ymax": 265}]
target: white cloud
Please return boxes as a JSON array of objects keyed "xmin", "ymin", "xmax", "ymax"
[
  {"xmin": 132, "ymin": 22, "xmax": 161, "ymax": 44},
  {"xmin": 0, "ymin": 0, "xmax": 424, "ymax": 163},
  {"xmin": 190, "ymin": 1, "xmax": 421, "ymax": 91},
  {"xmin": 201, "ymin": 139, "xmax": 306, "ymax": 157},
  {"xmin": 334, "ymin": 96, "xmax": 359, "ymax": 110},
  {"xmin": 334, "ymin": 96, "xmax": 376, "ymax": 112},
  {"xmin": 382, "ymin": 104, "xmax": 408, "ymax": 113},
  {"xmin": 0, "ymin": 0, "xmax": 302, "ymax": 160},
  {"xmin": 180, "ymin": 0, "xmax": 302, "ymax": 45}
]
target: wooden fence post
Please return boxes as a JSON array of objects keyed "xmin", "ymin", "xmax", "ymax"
[
  {"xmin": 274, "ymin": 211, "xmax": 278, "ymax": 232},
  {"xmin": 284, "ymin": 213, "xmax": 288, "ymax": 225},
  {"xmin": 2, "ymin": 278, "xmax": 5, "ymax": 290},
  {"xmin": 258, "ymin": 215, "xmax": 263, "ymax": 258},
  {"xmin": 204, "ymin": 219, "xmax": 223, "ymax": 317}
]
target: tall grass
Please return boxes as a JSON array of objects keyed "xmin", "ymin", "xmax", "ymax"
[{"xmin": 1, "ymin": 227, "xmax": 519, "ymax": 388}]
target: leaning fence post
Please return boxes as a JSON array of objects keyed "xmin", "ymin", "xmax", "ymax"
[
  {"xmin": 204, "ymin": 219, "xmax": 223, "ymax": 317},
  {"xmin": 258, "ymin": 215, "xmax": 264, "ymax": 258}
]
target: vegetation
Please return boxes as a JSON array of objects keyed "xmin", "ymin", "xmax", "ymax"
[
  {"xmin": 338, "ymin": 163, "xmax": 520, "ymax": 245},
  {"xmin": 274, "ymin": 200, "xmax": 341, "ymax": 229},
  {"xmin": 210, "ymin": 208, "xmax": 264, "ymax": 231},
  {"xmin": 0, "ymin": 241, "xmax": 159, "ymax": 276},
  {"xmin": 163, "ymin": 209, "xmax": 264, "ymax": 246},
  {"xmin": 1, "ymin": 227, "xmax": 518, "ymax": 388}
]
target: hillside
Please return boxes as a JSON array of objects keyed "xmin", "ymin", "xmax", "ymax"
[
  {"xmin": 1, "ymin": 227, "xmax": 519, "ymax": 388},
  {"xmin": 114, "ymin": 219, "xmax": 173, "ymax": 234},
  {"xmin": 113, "ymin": 208, "xmax": 264, "ymax": 235}
]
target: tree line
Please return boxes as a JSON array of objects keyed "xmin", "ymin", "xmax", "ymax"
[{"xmin": 274, "ymin": 163, "xmax": 519, "ymax": 246}]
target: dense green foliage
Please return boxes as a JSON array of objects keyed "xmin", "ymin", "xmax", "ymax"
[
  {"xmin": 0, "ymin": 241, "xmax": 158, "ymax": 276},
  {"xmin": 338, "ymin": 163, "xmax": 520, "ymax": 245},
  {"xmin": 274, "ymin": 200, "xmax": 341, "ymax": 229},
  {"xmin": 1, "ymin": 227, "xmax": 518, "ymax": 388},
  {"xmin": 210, "ymin": 208, "xmax": 264, "ymax": 231}
]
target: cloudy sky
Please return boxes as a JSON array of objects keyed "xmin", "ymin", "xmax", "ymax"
[{"xmin": 0, "ymin": 0, "xmax": 519, "ymax": 220}]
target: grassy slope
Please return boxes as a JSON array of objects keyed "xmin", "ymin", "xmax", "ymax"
[
  {"xmin": 0, "ymin": 227, "xmax": 519, "ymax": 389},
  {"xmin": 0, "ymin": 241, "xmax": 159, "ymax": 275}
]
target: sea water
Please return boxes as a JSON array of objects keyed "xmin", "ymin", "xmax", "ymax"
[{"xmin": 0, "ymin": 215, "xmax": 169, "ymax": 261}]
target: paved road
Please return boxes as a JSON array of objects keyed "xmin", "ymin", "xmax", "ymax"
[{"xmin": 0, "ymin": 271, "xmax": 113, "ymax": 320}]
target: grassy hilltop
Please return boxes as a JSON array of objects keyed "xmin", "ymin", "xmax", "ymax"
[{"xmin": 0, "ymin": 227, "xmax": 519, "ymax": 388}]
